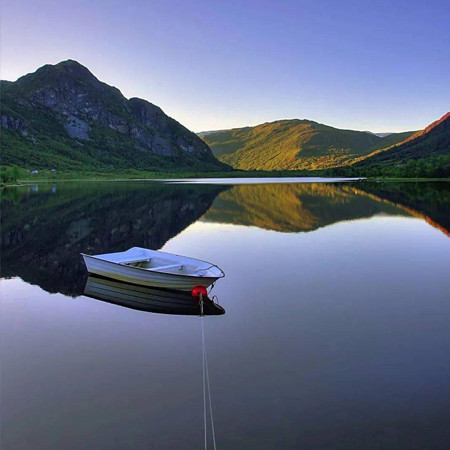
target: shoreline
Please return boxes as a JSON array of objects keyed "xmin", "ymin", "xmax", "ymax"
[{"xmin": 2, "ymin": 176, "xmax": 449, "ymax": 187}]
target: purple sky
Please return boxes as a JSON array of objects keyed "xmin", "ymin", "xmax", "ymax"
[{"xmin": 2, "ymin": 0, "xmax": 449, "ymax": 132}]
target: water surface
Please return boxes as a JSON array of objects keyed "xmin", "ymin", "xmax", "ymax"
[{"xmin": 1, "ymin": 180, "xmax": 449, "ymax": 449}]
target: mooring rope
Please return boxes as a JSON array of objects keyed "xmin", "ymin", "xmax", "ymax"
[
  {"xmin": 204, "ymin": 320, "xmax": 217, "ymax": 450},
  {"xmin": 202, "ymin": 317, "xmax": 208, "ymax": 449},
  {"xmin": 201, "ymin": 311, "xmax": 217, "ymax": 449}
]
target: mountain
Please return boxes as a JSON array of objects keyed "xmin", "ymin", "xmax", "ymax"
[
  {"xmin": 201, "ymin": 119, "xmax": 415, "ymax": 170},
  {"xmin": 1, "ymin": 60, "xmax": 227, "ymax": 171},
  {"xmin": 353, "ymin": 112, "xmax": 450, "ymax": 169}
]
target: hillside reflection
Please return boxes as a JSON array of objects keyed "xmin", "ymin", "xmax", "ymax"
[
  {"xmin": 357, "ymin": 181, "xmax": 450, "ymax": 236},
  {"xmin": 202, "ymin": 183, "xmax": 408, "ymax": 232},
  {"xmin": 202, "ymin": 181, "xmax": 449, "ymax": 234}
]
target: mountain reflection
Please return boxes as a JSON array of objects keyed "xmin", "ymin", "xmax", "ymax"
[
  {"xmin": 202, "ymin": 181, "xmax": 449, "ymax": 234},
  {"xmin": 203, "ymin": 183, "xmax": 411, "ymax": 232},
  {"xmin": 357, "ymin": 181, "xmax": 450, "ymax": 236},
  {"xmin": 2, "ymin": 180, "xmax": 448, "ymax": 298},
  {"xmin": 1, "ymin": 182, "xmax": 227, "ymax": 296}
]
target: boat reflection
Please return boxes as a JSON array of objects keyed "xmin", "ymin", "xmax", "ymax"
[{"xmin": 83, "ymin": 275, "xmax": 225, "ymax": 316}]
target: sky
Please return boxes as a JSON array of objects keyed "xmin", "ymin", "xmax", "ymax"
[{"xmin": 1, "ymin": 0, "xmax": 449, "ymax": 132}]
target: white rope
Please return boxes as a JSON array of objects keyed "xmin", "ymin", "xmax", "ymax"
[
  {"xmin": 201, "ymin": 317, "xmax": 217, "ymax": 450},
  {"xmin": 204, "ymin": 320, "xmax": 217, "ymax": 450},
  {"xmin": 202, "ymin": 318, "xmax": 207, "ymax": 449}
]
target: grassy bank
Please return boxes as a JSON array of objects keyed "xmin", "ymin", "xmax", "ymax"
[
  {"xmin": 2, "ymin": 166, "xmax": 449, "ymax": 186},
  {"xmin": 11, "ymin": 168, "xmax": 321, "ymax": 183}
]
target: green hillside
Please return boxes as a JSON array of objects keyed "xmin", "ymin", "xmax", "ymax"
[
  {"xmin": 353, "ymin": 112, "xmax": 450, "ymax": 171},
  {"xmin": 202, "ymin": 119, "xmax": 415, "ymax": 170},
  {"xmin": 0, "ymin": 60, "xmax": 227, "ymax": 172}
]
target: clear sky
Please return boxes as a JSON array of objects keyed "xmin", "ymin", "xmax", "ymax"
[{"xmin": 1, "ymin": 0, "xmax": 449, "ymax": 132}]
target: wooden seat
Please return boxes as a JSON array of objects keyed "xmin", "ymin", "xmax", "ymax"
[
  {"xmin": 120, "ymin": 258, "xmax": 151, "ymax": 266},
  {"xmin": 149, "ymin": 263, "xmax": 183, "ymax": 272}
]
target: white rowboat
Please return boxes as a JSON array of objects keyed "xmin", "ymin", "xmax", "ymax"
[{"xmin": 81, "ymin": 247, "xmax": 225, "ymax": 291}]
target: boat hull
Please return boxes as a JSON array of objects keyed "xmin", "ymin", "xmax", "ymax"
[{"xmin": 82, "ymin": 254, "xmax": 219, "ymax": 291}]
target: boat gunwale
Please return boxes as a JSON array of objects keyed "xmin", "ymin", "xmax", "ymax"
[{"xmin": 81, "ymin": 252, "xmax": 225, "ymax": 279}]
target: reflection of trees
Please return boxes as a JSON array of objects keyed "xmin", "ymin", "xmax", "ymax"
[
  {"xmin": 356, "ymin": 182, "xmax": 450, "ymax": 236},
  {"xmin": 203, "ymin": 183, "xmax": 410, "ymax": 232},
  {"xmin": 1, "ymin": 183, "xmax": 226, "ymax": 296}
]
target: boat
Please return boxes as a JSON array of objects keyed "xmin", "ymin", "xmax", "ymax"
[
  {"xmin": 81, "ymin": 247, "xmax": 225, "ymax": 291},
  {"xmin": 83, "ymin": 275, "xmax": 225, "ymax": 316}
]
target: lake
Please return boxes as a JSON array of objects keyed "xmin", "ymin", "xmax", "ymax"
[{"xmin": 1, "ymin": 179, "xmax": 449, "ymax": 449}]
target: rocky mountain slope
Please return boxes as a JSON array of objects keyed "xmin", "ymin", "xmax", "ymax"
[
  {"xmin": 202, "ymin": 119, "xmax": 415, "ymax": 170},
  {"xmin": 1, "ymin": 60, "xmax": 226, "ymax": 171}
]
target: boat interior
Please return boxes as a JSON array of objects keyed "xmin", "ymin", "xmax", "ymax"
[{"xmin": 121, "ymin": 257, "xmax": 203, "ymax": 276}]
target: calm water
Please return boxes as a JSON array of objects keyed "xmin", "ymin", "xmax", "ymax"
[{"xmin": 1, "ymin": 179, "xmax": 449, "ymax": 449}]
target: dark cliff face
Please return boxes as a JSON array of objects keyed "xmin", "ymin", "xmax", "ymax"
[
  {"xmin": 127, "ymin": 97, "xmax": 213, "ymax": 158},
  {"xmin": 1, "ymin": 60, "xmax": 225, "ymax": 170}
]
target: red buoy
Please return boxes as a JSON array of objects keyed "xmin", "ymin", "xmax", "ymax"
[{"xmin": 191, "ymin": 285, "xmax": 208, "ymax": 299}]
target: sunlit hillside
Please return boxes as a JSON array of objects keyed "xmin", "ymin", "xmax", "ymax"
[
  {"xmin": 202, "ymin": 119, "xmax": 414, "ymax": 170},
  {"xmin": 353, "ymin": 112, "xmax": 450, "ymax": 171}
]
